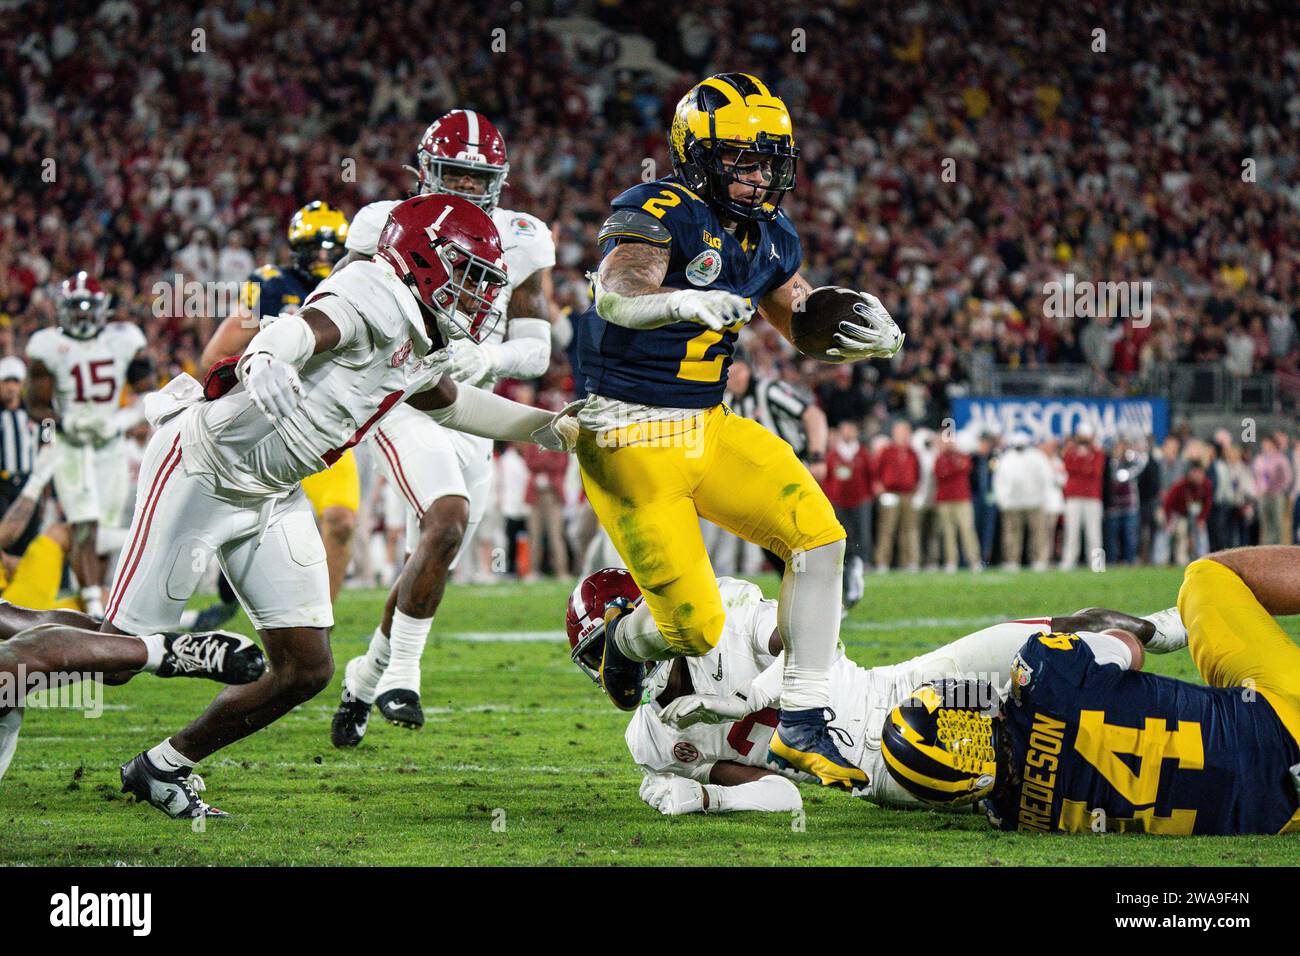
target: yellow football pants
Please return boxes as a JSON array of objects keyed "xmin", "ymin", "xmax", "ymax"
[
  {"xmin": 1178, "ymin": 557, "xmax": 1300, "ymax": 746},
  {"xmin": 577, "ymin": 405, "xmax": 844, "ymax": 655},
  {"xmin": 0, "ymin": 535, "xmax": 66, "ymax": 611},
  {"xmin": 301, "ymin": 449, "xmax": 361, "ymax": 515}
]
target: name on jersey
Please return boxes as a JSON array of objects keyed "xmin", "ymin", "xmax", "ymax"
[{"xmin": 1017, "ymin": 712, "xmax": 1066, "ymax": 832}]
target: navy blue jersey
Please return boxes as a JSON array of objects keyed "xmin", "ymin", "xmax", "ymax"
[
  {"xmin": 242, "ymin": 264, "xmax": 317, "ymax": 320},
  {"xmin": 576, "ymin": 177, "xmax": 802, "ymax": 408},
  {"xmin": 990, "ymin": 632, "xmax": 1300, "ymax": 835}
]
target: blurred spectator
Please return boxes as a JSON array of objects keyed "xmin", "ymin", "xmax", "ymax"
[
  {"xmin": 1210, "ymin": 442, "xmax": 1256, "ymax": 551},
  {"xmin": 824, "ymin": 419, "xmax": 874, "ymax": 583},
  {"xmin": 993, "ymin": 432, "xmax": 1053, "ymax": 571},
  {"xmin": 1060, "ymin": 425, "xmax": 1105, "ymax": 570},
  {"xmin": 970, "ymin": 433, "xmax": 999, "ymax": 566},
  {"xmin": 1164, "ymin": 463, "xmax": 1213, "ymax": 565},
  {"xmin": 1253, "ymin": 436, "xmax": 1294, "ymax": 545},
  {"xmin": 932, "ymin": 431, "xmax": 981, "ymax": 573},
  {"xmin": 873, "ymin": 420, "xmax": 920, "ymax": 572},
  {"xmin": 522, "ymin": 441, "xmax": 570, "ymax": 579},
  {"xmin": 1103, "ymin": 438, "xmax": 1145, "ymax": 565}
]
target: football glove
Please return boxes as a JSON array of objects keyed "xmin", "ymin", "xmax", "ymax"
[
  {"xmin": 447, "ymin": 342, "xmax": 497, "ymax": 387},
  {"xmin": 825, "ymin": 291, "xmax": 905, "ymax": 361},
  {"xmin": 242, "ymin": 352, "xmax": 305, "ymax": 421},
  {"xmin": 639, "ymin": 772, "xmax": 706, "ymax": 815},
  {"xmin": 659, "ymin": 693, "xmax": 751, "ymax": 729},
  {"xmin": 529, "ymin": 398, "xmax": 585, "ymax": 452},
  {"xmin": 668, "ymin": 288, "xmax": 753, "ymax": 332}
]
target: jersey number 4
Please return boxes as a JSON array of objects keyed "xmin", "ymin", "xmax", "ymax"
[{"xmin": 1067, "ymin": 710, "xmax": 1204, "ymax": 834}]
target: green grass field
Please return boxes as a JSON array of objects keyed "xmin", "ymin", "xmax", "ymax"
[{"xmin": 2, "ymin": 566, "xmax": 1297, "ymax": 866}]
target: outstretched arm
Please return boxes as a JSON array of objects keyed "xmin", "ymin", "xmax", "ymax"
[{"xmin": 407, "ymin": 375, "xmax": 577, "ymax": 450}]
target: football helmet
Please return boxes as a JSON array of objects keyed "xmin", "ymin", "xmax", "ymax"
[
  {"xmin": 669, "ymin": 72, "xmax": 798, "ymax": 222},
  {"xmin": 56, "ymin": 272, "xmax": 111, "ymax": 340},
  {"xmin": 566, "ymin": 568, "xmax": 643, "ymax": 684},
  {"xmin": 881, "ymin": 679, "xmax": 999, "ymax": 806},
  {"xmin": 288, "ymin": 201, "xmax": 350, "ymax": 280},
  {"xmin": 375, "ymin": 194, "xmax": 508, "ymax": 343},
  {"xmin": 413, "ymin": 110, "xmax": 509, "ymax": 212}
]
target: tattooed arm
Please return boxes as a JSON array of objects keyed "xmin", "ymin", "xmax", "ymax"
[
  {"xmin": 757, "ymin": 271, "xmax": 813, "ymax": 344},
  {"xmin": 593, "ymin": 243, "xmax": 750, "ymax": 332}
]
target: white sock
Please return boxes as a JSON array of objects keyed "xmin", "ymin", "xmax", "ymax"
[
  {"xmin": 375, "ymin": 610, "xmax": 432, "ymax": 694},
  {"xmin": 147, "ymin": 737, "xmax": 195, "ymax": 773},
  {"xmin": 0, "ymin": 709, "xmax": 23, "ymax": 783},
  {"xmin": 611, "ymin": 599, "xmax": 674, "ymax": 661},
  {"xmin": 137, "ymin": 633, "xmax": 166, "ymax": 673},
  {"xmin": 81, "ymin": 586, "xmax": 104, "ymax": 619},
  {"xmin": 347, "ymin": 627, "xmax": 391, "ymax": 703},
  {"xmin": 778, "ymin": 540, "xmax": 844, "ymax": 711}
]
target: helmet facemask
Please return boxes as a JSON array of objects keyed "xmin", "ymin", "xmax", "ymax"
[
  {"xmin": 569, "ymin": 620, "xmax": 606, "ymax": 685},
  {"xmin": 407, "ymin": 239, "xmax": 507, "ymax": 344},
  {"xmin": 881, "ymin": 679, "xmax": 1000, "ymax": 807},
  {"xmin": 696, "ymin": 136, "xmax": 797, "ymax": 222},
  {"xmin": 58, "ymin": 291, "xmax": 110, "ymax": 340},
  {"xmin": 418, "ymin": 155, "xmax": 509, "ymax": 213}
]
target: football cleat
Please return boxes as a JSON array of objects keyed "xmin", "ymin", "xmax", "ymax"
[
  {"xmin": 376, "ymin": 689, "xmax": 424, "ymax": 730},
  {"xmin": 768, "ymin": 708, "xmax": 869, "ymax": 791},
  {"xmin": 156, "ymin": 631, "xmax": 266, "ymax": 685},
  {"xmin": 598, "ymin": 598, "xmax": 644, "ymax": 712},
  {"xmin": 331, "ymin": 657, "xmax": 373, "ymax": 748},
  {"xmin": 120, "ymin": 753, "xmax": 229, "ymax": 819},
  {"xmin": 1142, "ymin": 607, "xmax": 1188, "ymax": 655}
]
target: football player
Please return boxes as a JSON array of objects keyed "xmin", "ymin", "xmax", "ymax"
[
  {"xmin": 572, "ymin": 73, "xmax": 902, "ymax": 790},
  {"xmin": 198, "ymin": 202, "xmax": 358, "ymax": 613},
  {"xmin": 566, "ymin": 568, "xmax": 1188, "ymax": 815},
  {"xmin": 99, "ymin": 195, "xmax": 575, "ymax": 819},
  {"xmin": 881, "ymin": 546, "xmax": 1300, "ymax": 835},
  {"xmin": 328, "ymin": 110, "xmax": 557, "ymax": 742},
  {"xmin": 0, "ymin": 601, "xmax": 266, "ymax": 789},
  {"xmin": 27, "ymin": 273, "xmax": 152, "ymax": 618}
]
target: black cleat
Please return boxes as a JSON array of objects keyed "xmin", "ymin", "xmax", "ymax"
[
  {"xmin": 376, "ymin": 689, "xmax": 425, "ymax": 729},
  {"xmin": 331, "ymin": 658, "xmax": 373, "ymax": 748},
  {"xmin": 599, "ymin": 598, "xmax": 644, "ymax": 712},
  {"xmin": 156, "ymin": 631, "xmax": 266, "ymax": 684},
  {"xmin": 120, "ymin": 752, "xmax": 229, "ymax": 819},
  {"xmin": 192, "ymin": 601, "xmax": 240, "ymax": 632}
]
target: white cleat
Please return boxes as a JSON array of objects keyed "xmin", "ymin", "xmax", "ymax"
[{"xmin": 1142, "ymin": 607, "xmax": 1188, "ymax": 654}]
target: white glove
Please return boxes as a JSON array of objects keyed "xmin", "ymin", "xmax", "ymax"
[
  {"xmin": 242, "ymin": 353, "xmax": 305, "ymax": 421},
  {"xmin": 529, "ymin": 399, "xmax": 585, "ymax": 452},
  {"xmin": 659, "ymin": 693, "xmax": 751, "ymax": 729},
  {"xmin": 61, "ymin": 409, "xmax": 116, "ymax": 445},
  {"xmin": 447, "ymin": 342, "xmax": 497, "ymax": 387},
  {"xmin": 824, "ymin": 290, "xmax": 905, "ymax": 361},
  {"xmin": 20, "ymin": 441, "xmax": 58, "ymax": 500},
  {"xmin": 639, "ymin": 772, "xmax": 706, "ymax": 815},
  {"xmin": 668, "ymin": 288, "xmax": 753, "ymax": 332}
]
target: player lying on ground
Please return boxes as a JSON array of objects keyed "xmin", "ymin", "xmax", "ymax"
[
  {"xmin": 881, "ymin": 545, "xmax": 1300, "ymax": 835},
  {"xmin": 0, "ymin": 601, "xmax": 266, "ymax": 785},
  {"xmin": 97, "ymin": 194, "xmax": 577, "ymax": 820},
  {"xmin": 573, "ymin": 72, "xmax": 904, "ymax": 792},
  {"xmin": 566, "ymin": 568, "xmax": 1186, "ymax": 815},
  {"xmin": 332, "ymin": 110, "xmax": 557, "ymax": 741}
]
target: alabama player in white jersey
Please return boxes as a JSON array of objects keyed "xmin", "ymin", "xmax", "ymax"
[
  {"xmin": 104, "ymin": 195, "xmax": 577, "ymax": 819},
  {"xmin": 328, "ymin": 109, "xmax": 558, "ymax": 742},
  {"xmin": 26, "ymin": 273, "xmax": 152, "ymax": 618},
  {"xmin": 565, "ymin": 569, "xmax": 1190, "ymax": 815}
]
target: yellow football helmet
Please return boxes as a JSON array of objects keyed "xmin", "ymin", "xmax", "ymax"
[
  {"xmin": 288, "ymin": 201, "xmax": 350, "ymax": 279},
  {"xmin": 669, "ymin": 72, "xmax": 797, "ymax": 222},
  {"xmin": 881, "ymin": 680, "xmax": 1000, "ymax": 806}
]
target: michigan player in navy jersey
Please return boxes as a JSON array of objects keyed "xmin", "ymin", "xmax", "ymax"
[
  {"xmin": 199, "ymin": 202, "xmax": 361, "ymax": 609},
  {"xmin": 881, "ymin": 546, "xmax": 1300, "ymax": 835},
  {"xmin": 573, "ymin": 73, "xmax": 903, "ymax": 791}
]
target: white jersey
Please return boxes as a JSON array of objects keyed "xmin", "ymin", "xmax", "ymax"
[
  {"xmin": 180, "ymin": 259, "xmax": 449, "ymax": 498},
  {"xmin": 625, "ymin": 578, "xmax": 781, "ymax": 783},
  {"xmin": 347, "ymin": 200, "xmax": 555, "ymax": 384},
  {"xmin": 26, "ymin": 322, "xmax": 145, "ymax": 446},
  {"xmin": 630, "ymin": 587, "xmax": 1051, "ymax": 805}
]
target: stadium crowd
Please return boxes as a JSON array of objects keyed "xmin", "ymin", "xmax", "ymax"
[{"xmin": 1, "ymin": 0, "xmax": 1296, "ymax": 580}]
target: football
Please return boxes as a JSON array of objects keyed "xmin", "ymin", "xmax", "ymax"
[{"xmin": 790, "ymin": 286, "xmax": 875, "ymax": 363}]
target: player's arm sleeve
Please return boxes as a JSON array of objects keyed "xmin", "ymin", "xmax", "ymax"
[
  {"xmin": 1078, "ymin": 631, "xmax": 1138, "ymax": 671},
  {"xmin": 705, "ymin": 774, "xmax": 802, "ymax": 813},
  {"xmin": 490, "ymin": 317, "xmax": 551, "ymax": 380},
  {"xmin": 344, "ymin": 201, "xmax": 398, "ymax": 257},
  {"xmin": 414, "ymin": 379, "xmax": 560, "ymax": 444}
]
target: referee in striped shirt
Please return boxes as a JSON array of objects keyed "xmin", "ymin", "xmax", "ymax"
[{"xmin": 0, "ymin": 357, "xmax": 41, "ymax": 556}]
